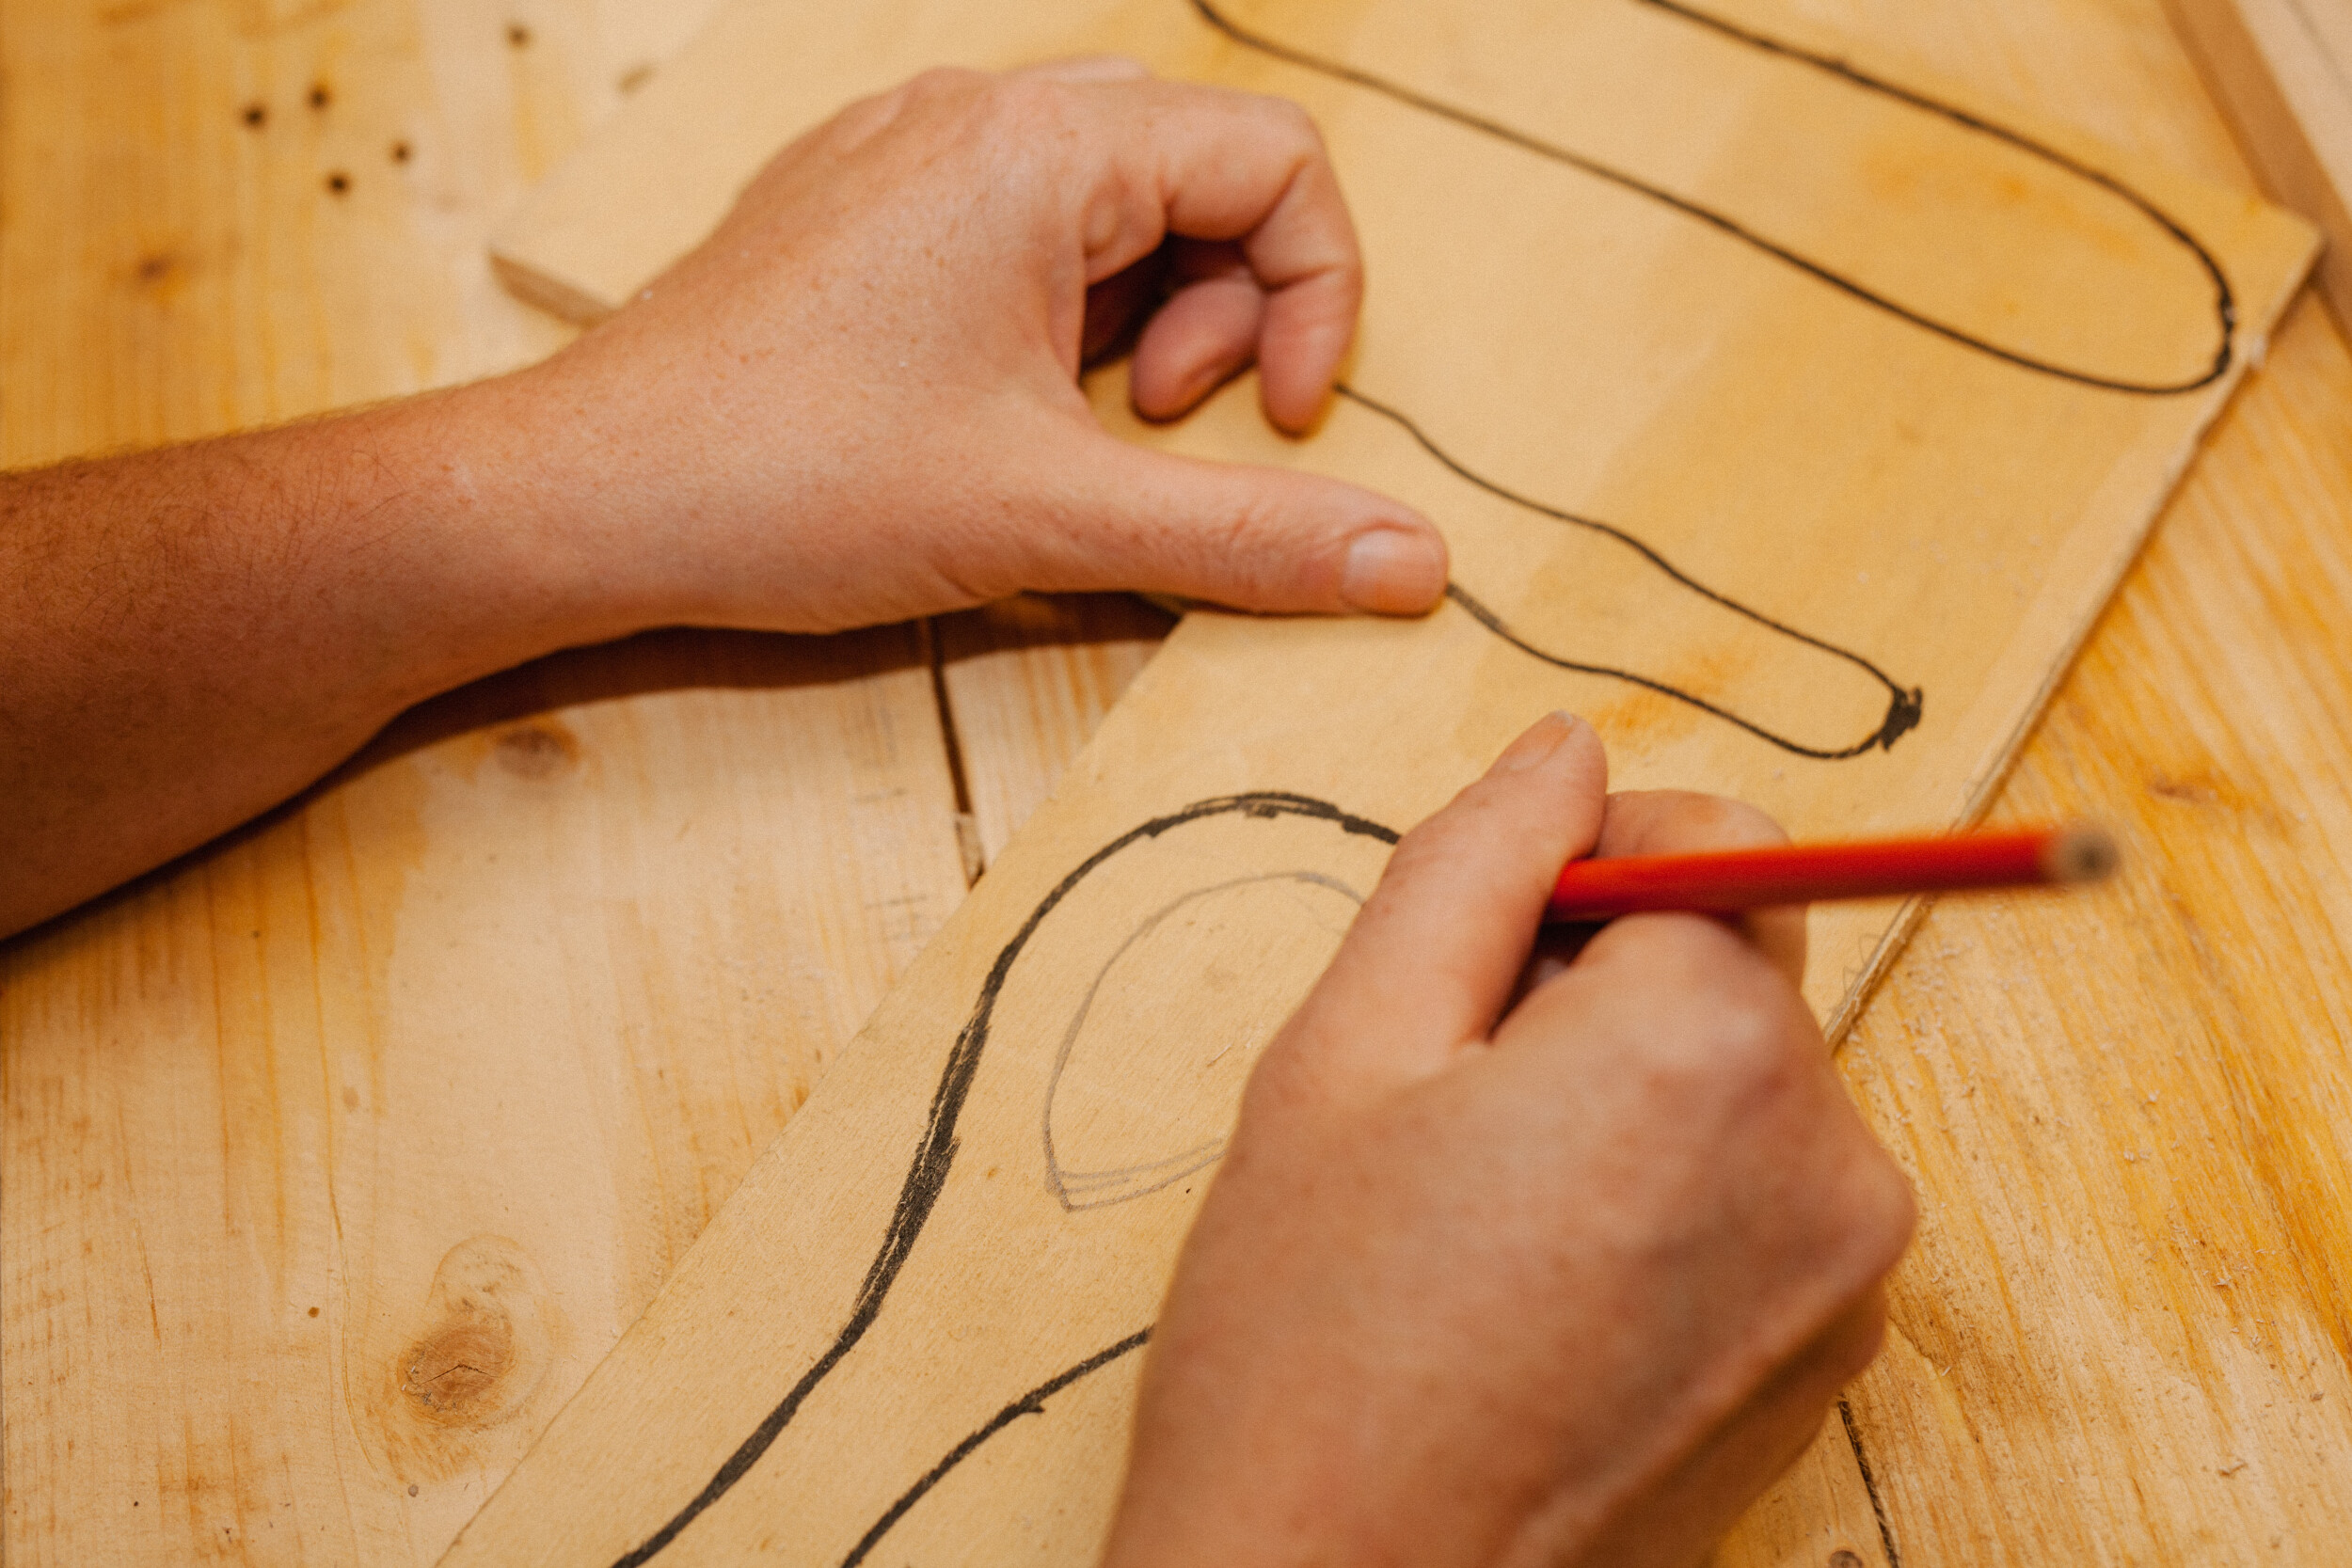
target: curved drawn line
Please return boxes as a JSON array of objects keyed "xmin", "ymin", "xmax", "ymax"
[
  {"xmin": 1054, "ymin": 1150, "xmax": 1223, "ymax": 1193},
  {"xmin": 1337, "ymin": 387, "xmax": 1924, "ymax": 759},
  {"xmin": 1191, "ymin": 0, "xmax": 2234, "ymax": 394},
  {"xmin": 611, "ymin": 795, "xmax": 1399, "ymax": 1565},
  {"xmin": 839, "ymin": 1330, "xmax": 1154, "ymax": 1567},
  {"xmin": 1042, "ymin": 870, "xmax": 1366, "ymax": 1210}
]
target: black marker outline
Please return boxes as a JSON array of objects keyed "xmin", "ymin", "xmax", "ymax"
[
  {"xmin": 1335, "ymin": 387, "xmax": 1924, "ymax": 759},
  {"xmin": 1192, "ymin": 0, "xmax": 2234, "ymax": 394},
  {"xmin": 610, "ymin": 795, "xmax": 1399, "ymax": 1566},
  {"xmin": 602, "ymin": 4, "xmax": 2256, "ymax": 1551},
  {"xmin": 839, "ymin": 1329, "xmax": 1153, "ymax": 1567}
]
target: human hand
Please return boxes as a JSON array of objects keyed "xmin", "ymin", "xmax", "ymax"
[
  {"xmin": 0, "ymin": 60, "xmax": 1452, "ymax": 939},
  {"xmin": 1102, "ymin": 713, "xmax": 1915, "ymax": 1568},
  {"xmin": 504, "ymin": 58, "xmax": 1448, "ymax": 634}
]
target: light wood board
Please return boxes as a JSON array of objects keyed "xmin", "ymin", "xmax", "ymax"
[
  {"xmin": 935, "ymin": 596, "xmax": 1176, "ymax": 870},
  {"xmin": 1845, "ymin": 285, "xmax": 2352, "ymax": 1564},
  {"xmin": 0, "ymin": 2, "xmax": 975, "ymax": 1563},
  {"xmin": 444, "ymin": 3, "xmax": 2316, "ymax": 1564},
  {"xmin": 2167, "ymin": 0, "xmax": 2352, "ymax": 334},
  {"xmin": 10, "ymin": 2, "xmax": 2349, "ymax": 1565}
]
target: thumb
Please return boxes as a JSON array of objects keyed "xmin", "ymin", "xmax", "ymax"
[
  {"xmin": 1027, "ymin": 431, "xmax": 1449, "ymax": 615},
  {"xmin": 1242, "ymin": 712, "xmax": 1609, "ymax": 1117}
]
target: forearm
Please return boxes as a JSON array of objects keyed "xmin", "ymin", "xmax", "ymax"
[
  {"xmin": 0, "ymin": 63, "xmax": 1447, "ymax": 940},
  {"xmin": 0, "ymin": 374, "xmax": 627, "ymax": 939}
]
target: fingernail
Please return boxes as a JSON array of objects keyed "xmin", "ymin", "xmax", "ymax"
[
  {"xmin": 1496, "ymin": 711, "xmax": 1584, "ymax": 773},
  {"xmin": 1340, "ymin": 524, "xmax": 1447, "ymax": 614}
]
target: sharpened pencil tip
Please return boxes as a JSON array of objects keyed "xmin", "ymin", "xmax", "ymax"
[{"xmin": 2044, "ymin": 824, "xmax": 2121, "ymax": 883}]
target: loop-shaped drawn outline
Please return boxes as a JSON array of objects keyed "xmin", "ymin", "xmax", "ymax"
[
  {"xmin": 1333, "ymin": 388, "xmax": 1925, "ymax": 759},
  {"xmin": 1043, "ymin": 870, "xmax": 1367, "ymax": 1210},
  {"xmin": 1194, "ymin": 0, "xmax": 2235, "ymax": 394},
  {"xmin": 590, "ymin": 5, "xmax": 2263, "ymax": 1553},
  {"xmin": 609, "ymin": 795, "xmax": 1401, "ymax": 1567}
]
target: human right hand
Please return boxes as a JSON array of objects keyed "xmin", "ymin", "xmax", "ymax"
[{"xmin": 1103, "ymin": 713, "xmax": 1915, "ymax": 1568}]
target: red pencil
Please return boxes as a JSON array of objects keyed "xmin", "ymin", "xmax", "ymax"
[{"xmin": 1545, "ymin": 824, "xmax": 2120, "ymax": 922}]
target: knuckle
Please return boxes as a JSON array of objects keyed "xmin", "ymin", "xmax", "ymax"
[
  {"xmin": 1372, "ymin": 816, "xmax": 1458, "ymax": 902},
  {"xmin": 1703, "ymin": 986, "xmax": 1794, "ymax": 1082},
  {"xmin": 1790, "ymin": 1132, "xmax": 1915, "ymax": 1301},
  {"xmin": 1613, "ymin": 925, "xmax": 1815, "ymax": 1102},
  {"xmin": 1613, "ymin": 789, "xmax": 1789, "ymax": 854},
  {"xmin": 1674, "ymin": 926, "xmax": 1799, "ymax": 1053},
  {"xmin": 1689, "ymin": 993, "xmax": 1804, "ymax": 1111},
  {"xmin": 906, "ymin": 65, "xmax": 982, "ymax": 101},
  {"xmin": 1358, "ymin": 799, "xmax": 1506, "ymax": 927},
  {"xmin": 1394, "ymin": 776, "xmax": 1514, "ymax": 866},
  {"xmin": 978, "ymin": 71, "xmax": 1071, "ymax": 134},
  {"xmin": 1821, "ymin": 1291, "xmax": 1892, "ymax": 1383},
  {"xmin": 1843, "ymin": 1151, "xmax": 1919, "ymax": 1270},
  {"xmin": 1185, "ymin": 486, "xmax": 1295, "ymax": 593},
  {"xmin": 1251, "ymin": 91, "xmax": 1320, "ymax": 146}
]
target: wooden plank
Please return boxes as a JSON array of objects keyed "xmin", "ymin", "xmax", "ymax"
[
  {"xmin": 2167, "ymin": 0, "xmax": 2352, "ymax": 334},
  {"xmin": 934, "ymin": 594, "xmax": 1176, "ymax": 869},
  {"xmin": 931, "ymin": 600, "xmax": 1902, "ymax": 1568},
  {"xmin": 1758, "ymin": 7, "xmax": 2352, "ymax": 1558},
  {"xmin": 0, "ymin": 2, "xmax": 974, "ymax": 1564},
  {"xmin": 933, "ymin": 610, "xmax": 1899, "ymax": 1568},
  {"xmin": 920, "ymin": 7, "xmax": 2352, "ymax": 1560},
  {"xmin": 1845, "ymin": 287, "xmax": 2352, "ymax": 1563},
  {"xmin": 932, "ymin": 603, "xmax": 1905, "ymax": 1568},
  {"xmin": 439, "ymin": 4, "xmax": 2316, "ymax": 1563}
]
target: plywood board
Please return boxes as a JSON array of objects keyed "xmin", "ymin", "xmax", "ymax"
[
  {"xmin": 0, "ymin": 2, "xmax": 971, "ymax": 1563},
  {"xmin": 443, "ymin": 2, "xmax": 2317, "ymax": 1563},
  {"xmin": 1843, "ymin": 290, "xmax": 2352, "ymax": 1561},
  {"xmin": 2168, "ymin": 0, "xmax": 2352, "ymax": 333},
  {"xmin": 935, "ymin": 595, "xmax": 1176, "ymax": 869}
]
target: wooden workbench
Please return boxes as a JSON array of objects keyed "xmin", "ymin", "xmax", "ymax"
[{"xmin": 4, "ymin": 1, "xmax": 2348, "ymax": 1562}]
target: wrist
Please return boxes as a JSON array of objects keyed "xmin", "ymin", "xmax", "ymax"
[{"xmin": 319, "ymin": 371, "xmax": 666, "ymax": 704}]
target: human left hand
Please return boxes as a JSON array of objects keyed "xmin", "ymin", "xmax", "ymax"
[{"xmin": 501, "ymin": 57, "xmax": 1450, "ymax": 633}]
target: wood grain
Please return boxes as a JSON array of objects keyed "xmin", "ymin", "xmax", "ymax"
[
  {"xmin": 1842, "ymin": 287, "xmax": 2352, "ymax": 1564},
  {"xmin": 916, "ymin": 19, "xmax": 2352, "ymax": 1554},
  {"xmin": 441, "ymin": 4, "xmax": 2314, "ymax": 1564},
  {"xmin": 0, "ymin": 2, "xmax": 977, "ymax": 1564},
  {"xmin": 11, "ymin": 3, "xmax": 2352, "ymax": 1567},
  {"xmin": 934, "ymin": 595, "xmax": 1177, "ymax": 869},
  {"xmin": 2166, "ymin": 0, "xmax": 2352, "ymax": 335},
  {"xmin": 921, "ymin": 320, "xmax": 2352, "ymax": 1568}
]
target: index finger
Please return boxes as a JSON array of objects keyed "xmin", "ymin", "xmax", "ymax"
[
  {"xmin": 1071, "ymin": 78, "xmax": 1362, "ymax": 430},
  {"xmin": 1268, "ymin": 713, "xmax": 1608, "ymax": 1101}
]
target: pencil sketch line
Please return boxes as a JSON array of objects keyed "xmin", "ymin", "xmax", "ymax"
[
  {"xmin": 838, "ymin": 1330, "xmax": 1154, "ymax": 1568},
  {"xmin": 1334, "ymin": 387, "xmax": 1925, "ymax": 759},
  {"xmin": 1190, "ymin": 0, "xmax": 2234, "ymax": 394},
  {"xmin": 1055, "ymin": 1148, "xmax": 1226, "ymax": 1188},
  {"xmin": 609, "ymin": 796, "xmax": 1399, "ymax": 1566},
  {"xmin": 1043, "ymin": 869, "xmax": 1367, "ymax": 1211}
]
